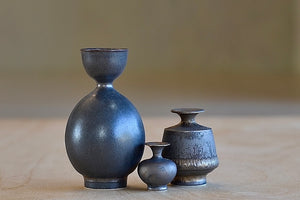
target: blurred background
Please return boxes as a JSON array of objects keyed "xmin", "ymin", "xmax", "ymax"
[{"xmin": 0, "ymin": 0, "xmax": 299, "ymax": 118}]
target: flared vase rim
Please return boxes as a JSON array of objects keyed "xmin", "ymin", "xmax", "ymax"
[
  {"xmin": 145, "ymin": 142, "xmax": 170, "ymax": 147},
  {"xmin": 80, "ymin": 48, "xmax": 128, "ymax": 52},
  {"xmin": 171, "ymin": 108, "xmax": 205, "ymax": 115}
]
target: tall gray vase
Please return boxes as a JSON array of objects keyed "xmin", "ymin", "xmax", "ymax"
[{"xmin": 65, "ymin": 48, "xmax": 145, "ymax": 189}]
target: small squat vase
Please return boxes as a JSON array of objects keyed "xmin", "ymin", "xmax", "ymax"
[
  {"xmin": 138, "ymin": 142, "xmax": 177, "ymax": 191},
  {"xmin": 65, "ymin": 48, "xmax": 145, "ymax": 189},
  {"xmin": 162, "ymin": 108, "xmax": 219, "ymax": 186}
]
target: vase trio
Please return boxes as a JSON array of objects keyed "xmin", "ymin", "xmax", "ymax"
[{"xmin": 65, "ymin": 48, "xmax": 218, "ymax": 191}]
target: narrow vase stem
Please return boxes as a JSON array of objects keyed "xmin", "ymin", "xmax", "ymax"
[
  {"xmin": 171, "ymin": 108, "xmax": 204, "ymax": 124},
  {"xmin": 151, "ymin": 146, "xmax": 164, "ymax": 158},
  {"xmin": 97, "ymin": 83, "xmax": 113, "ymax": 88},
  {"xmin": 146, "ymin": 142, "xmax": 170, "ymax": 159},
  {"xmin": 179, "ymin": 114, "xmax": 197, "ymax": 124}
]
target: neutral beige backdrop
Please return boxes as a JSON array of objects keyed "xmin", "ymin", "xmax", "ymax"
[
  {"xmin": 0, "ymin": 0, "xmax": 299, "ymax": 117},
  {"xmin": 0, "ymin": 0, "xmax": 294, "ymax": 72}
]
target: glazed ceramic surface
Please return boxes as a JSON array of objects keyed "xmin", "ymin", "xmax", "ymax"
[
  {"xmin": 162, "ymin": 108, "xmax": 218, "ymax": 186},
  {"xmin": 65, "ymin": 48, "xmax": 145, "ymax": 189},
  {"xmin": 138, "ymin": 142, "xmax": 177, "ymax": 191}
]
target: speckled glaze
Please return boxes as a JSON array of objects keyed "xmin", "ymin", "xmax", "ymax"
[
  {"xmin": 162, "ymin": 108, "xmax": 218, "ymax": 186},
  {"xmin": 65, "ymin": 48, "xmax": 145, "ymax": 189}
]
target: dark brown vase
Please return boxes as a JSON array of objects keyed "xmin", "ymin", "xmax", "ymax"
[{"xmin": 162, "ymin": 108, "xmax": 219, "ymax": 186}]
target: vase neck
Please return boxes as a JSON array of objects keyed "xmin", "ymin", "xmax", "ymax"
[
  {"xmin": 81, "ymin": 48, "xmax": 128, "ymax": 85},
  {"xmin": 97, "ymin": 83, "xmax": 113, "ymax": 88},
  {"xmin": 171, "ymin": 108, "xmax": 204, "ymax": 125},
  {"xmin": 179, "ymin": 114, "xmax": 197, "ymax": 124},
  {"xmin": 151, "ymin": 146, "xmax": 164, "ymax": 158},
  {"xmin": 146, "ymin": 142, "xmax": 170, "ymax": 159}
]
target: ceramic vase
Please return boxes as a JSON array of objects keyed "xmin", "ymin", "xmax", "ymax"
[
  {"xmin": 138, "ymin": 142, "xmax": 177, "ymax": 191},
  {"xmin": 162, "ymin": 108, "xmax": 218, "ymax": 186},
  {"xmin": 65, "ymin": 48, "xmax": 145, "ymax": 189}
]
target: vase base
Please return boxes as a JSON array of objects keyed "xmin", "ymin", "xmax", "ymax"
[
  {"xmin": 84, "ymin": 177, "xmax": 127, "ymax": 189},
  {"xmin": 148, "ymin": 185, "xmax": 167, "ymax": 191},
  {"xmin": 171, "ymin": 175, "xmax": 206, "ymax": 186}
]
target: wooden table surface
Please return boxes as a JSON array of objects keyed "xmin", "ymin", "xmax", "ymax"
[{"xmin": 0, "ymin": 116, "xmax": 299, "ymax": 200}]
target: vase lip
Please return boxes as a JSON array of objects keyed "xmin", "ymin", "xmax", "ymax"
[
  {"xmin": 145, "ymin": 142, "xmax": 170, "ymax": 147},
  {"xmin": 80, "ymin": 48, "xmax": 128, "ymax": 52},
  {"xmin": 171, "ymin": 108, "xmax": 204, "ymax": 114}
]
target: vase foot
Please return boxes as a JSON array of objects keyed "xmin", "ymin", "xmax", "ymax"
[
  {"xmin": 148, "ymin": 185, "xmax": 167, "ymax": 191},
  {"xmin": 171, "ymin": 175, "xmax": 206, "ymax": 186},
  {"xmin": 84, "ymin": 177, "xmax": 127, "ymax": 189}
]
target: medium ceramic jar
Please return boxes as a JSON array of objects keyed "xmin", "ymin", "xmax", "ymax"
[
  {"xmin": 162, "ymin": 108, "xmax": 218, "ymax": 186},
  {"xmin": 65, "ymin": 48, "xmax": 145, "ymax": 189}
]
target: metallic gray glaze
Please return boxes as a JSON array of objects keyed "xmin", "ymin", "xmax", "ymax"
[
  {"xmin": 162, "ymin": 108, "xmax": 218, "ymax": 186},
  {"xmin": 138, "ymin": 142, "xmax": 177, "ymax": 191},
  {"xmin": 65, "ymin": 48, "xmax": 145, "ymax": 189}
]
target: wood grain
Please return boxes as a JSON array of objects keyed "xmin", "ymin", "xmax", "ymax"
[{"xmin": 0, "ymin": 116, "xmax": 299, "ymax": 199}]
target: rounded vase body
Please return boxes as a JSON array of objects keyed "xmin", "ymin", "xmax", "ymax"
[
  {"xmin": 162, "ymin": 108, "xmax": 218, "ymax": 186},
  {"xmin": 138, "ymin": 142, "xmax": 177, "ymax": 191},
  {"xmin": 65, "ymin": 48, "xmax": 145, "ymax": 189}
]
